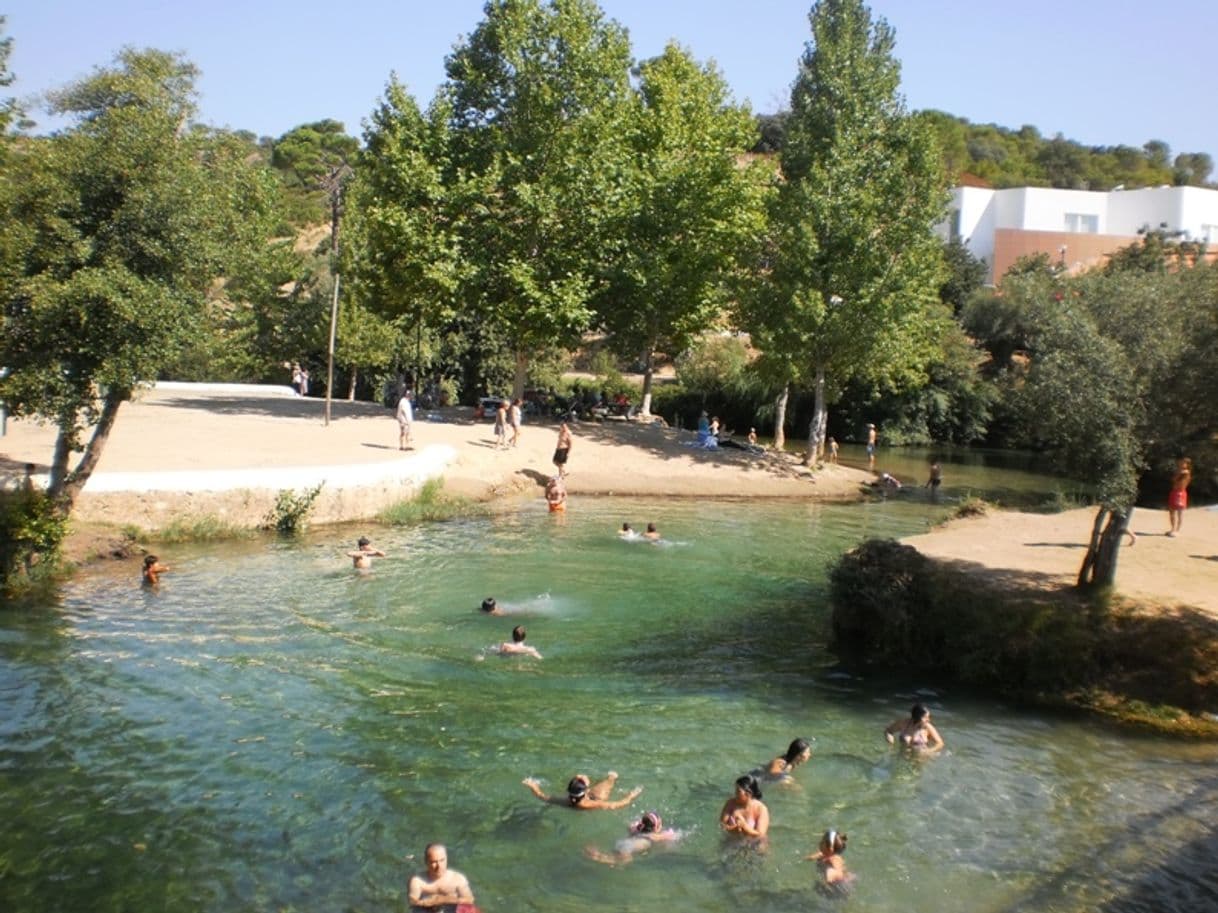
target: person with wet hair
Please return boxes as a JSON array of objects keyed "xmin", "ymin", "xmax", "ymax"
[
  {"xmin": 584, "ymin": 810, "xmax": 681, "ymax": 865},
  {"xmin": 807, "ymin": 829, "xmax": 854, "ymax": 892},
  {"xmin": 479, "ymin": 597, "xmax": 503, "ymax": 615},
  {"xmin": 521, "ymin": 771, "xmax": 642, "ymax": 810},
  {"xmin": 497, "ymin": 625, "xmax": 541, "ymax": 659},
  {"xmin": 643, "ymin": 523, "xmax": 660, "ymax": 541},
  {"xmin": 766, "ymin": 737, "xmax": 813, "ymax": 778},
  {"xmin": 407, "ymin": 842, "xmax": 475, "ymax": 910},
  {"xmin": 884, "ymin": 703, "xmax": 944, "ymax": 752},
  {"xmin": 719, "ymin": 774, "xmax": 769, "ymax": 838},
  {"xmin": 347, "ymin": 536, "xmax": 386, "ymax": 570},
  {"xmin": 142, "ymin": 554, "xmax": 170, "ymax": 586}
]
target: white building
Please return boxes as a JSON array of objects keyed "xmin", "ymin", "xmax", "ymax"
[{"xmin": 941, "ymin": 184, "xmax": 1218, "ymax": 283}]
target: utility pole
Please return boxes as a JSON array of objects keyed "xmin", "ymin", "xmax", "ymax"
[{"xmin": 321, "ymin": 163, "xmax": 353, "ymax": 427}]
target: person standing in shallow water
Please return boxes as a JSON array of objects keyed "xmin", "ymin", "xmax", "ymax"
[
  {"xmin": 866, "ymin": 424, "xmax": 877, "ymax": 470},
  {"xmin": 407, "ymin": 843, "xmax": 475, "ymax": 910},
  {"xmin": 1167, "ymin": 456, "xmax": 1192, "ymax": 537}
]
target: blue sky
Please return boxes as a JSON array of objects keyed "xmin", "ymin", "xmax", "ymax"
[{"xmin": 6, "ymin": 1, "xmax": 1217, "ymax": 167}]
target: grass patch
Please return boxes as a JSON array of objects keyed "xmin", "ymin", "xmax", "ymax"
[
  {"xmin": 379, "ymin": 478, "xmax": 491, "ymax": 525},
  {"xmin": 147, "ymin": 515, "xmax": 257, "ymax": 544},
  {"xmin": 949, "ymin": 493, "xmax": 990, "ymax": 519}
]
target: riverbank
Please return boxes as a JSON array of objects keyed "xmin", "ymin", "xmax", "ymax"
[
  {"xmin": 828, "ymin": 506, "xmax": 1218, "ymax": 736},
  {"xmin": 0, "ymin": 383, "xmax": 869, "ymax": 559}
]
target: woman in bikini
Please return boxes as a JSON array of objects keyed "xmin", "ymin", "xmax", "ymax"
[
  {"xmin": 584, "ymin": 811, "xmax": 681, "ymax": 865},
  {"xmin": 884, "ymin": 703, "xmax": 944, "ymax": 752},
  {"xmin": 522, "ymin": 771, "xmax": 642, "ymax": 810},
  {"xmin": 764, "ymin": 737, "xmax": 812, "ymax": 779},
  {"xmin": 719, "ymin": 774, "xmax": 769, "ymax": 838}
]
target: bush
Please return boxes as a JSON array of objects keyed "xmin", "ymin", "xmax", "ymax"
[
  {"xmin": 0, "ymin": 489, "xmax": 70, "ymax": 595},
  {"xmin": 378, "ymin": 477, "xmax": 489, "ymax": 525},
  {"xmin": 263, "ymin": 484, "xmax": 323, "ymax": 535}
]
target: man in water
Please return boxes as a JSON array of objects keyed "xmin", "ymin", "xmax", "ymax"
[
  {"xmin": 498, "ymin": 625, "xmax": 541, "ymax": 659},
  {"xmin": 348, "ymin": 536, "xmax": 386, "ymax": 569},
  {"xmin": 866, "ymin": 424, "xmax": 877, "ymax": 470},
  {"xmin": 545, "ymin": 475, "xmax": 567, "ymax": 512},
  {"xmin": 407, "ymin": 843, "xmax": 475, "ymax": 910}
]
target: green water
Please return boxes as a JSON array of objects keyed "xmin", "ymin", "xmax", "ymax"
[{"xmin": 2, "ymin": 496, "xmax": 1216, "ymax": 913}]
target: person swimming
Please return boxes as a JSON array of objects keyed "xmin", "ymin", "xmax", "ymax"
[
  {"xmin": 719, "ymin": 774, "xmax": 769, "ymax": 838},
  {"xmin": 884, "ymin": 702, "xmax": 944, "ymax": 752},
  {"xmin": 480, "ymin": 597, "xmax": 503, "ymax": 615},
  {"xmin": 619, "ymin": 522, "xmax": 637, "ymax": 538},
  {"xmin": 584, "ymin": 811, "xmax": 681, "ymax": 865},
  {"xmin": 765, "ymin": 737, "xmax": 812, "ymax": 778},
  {"xmin": 643, "ymin": 523, "xmax": 660, "ymax": 541},
  {"xmin": 522, "ymin": 771, "xmax": 643, "ymax": 810},
  {"xmin": 497, "ymin": 625, "xmax": 541, "ymax": 659},
  {"xmin": 142, "ymin": 554, "xmax": 169, "ymax": 586}
]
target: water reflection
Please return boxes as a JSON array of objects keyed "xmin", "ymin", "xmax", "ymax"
[{"xmin": 1, "ymin": 497, "xmax": 1214, "ymax": 913}]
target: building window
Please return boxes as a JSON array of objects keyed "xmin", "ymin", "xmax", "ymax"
[{"xmin": 1064, "ymin": 213, "xmax": 1099, "ymax": 233}]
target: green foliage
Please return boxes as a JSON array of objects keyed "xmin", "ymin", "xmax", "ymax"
[
  {"xmin": 938, "ymin": 239, "xmax": 987, "ymax": 315},
  {"xmin": 674, "ymin": 334, "xmax": 751, "ymax": 393},
  {"xmin": 743, "ymin": 0, "xmax": 948, "ymax": 457},
  {"xmin": 263, "ymin": 484, "xmax": 323, "ymax": 535},
  {"xmin": 149, "ymin": 515, "xmax": 257, "ymax": 543},
  {"xmin": 0, "ymin": 488, "xmax": 69, "ymax": 594},
  {"xmin": 378, "ymin": 477, "xmax": 489, "ymax": 525},
  {"xmin": 269, "ymin": 120, "xmax": 360, "ymax": 227},
  {"xmin": 829, "ymin": 538, "xmax": 1218, "ymax": 722}
]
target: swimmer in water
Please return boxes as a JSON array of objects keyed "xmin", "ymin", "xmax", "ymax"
[
  {"xmin": 480, "ymin": 597, "xmax": 504, "ymax": 615},
  {"xmin": 584, "ymin": 811, "xmax": 681, "ymax": 865},
  {"xmin": 522, "ymin": 771, "xmax": 643, "ymax": 810},
  {"xmin": 498, "ymin": 625, "xmax": 541, "ymax": 659},
  {"xmin": 807, "ymin": 829, "xmax": 854, "ymax": 893},
  {"xmin": 884, "ymin": 702, "xmax": 944, "ymax": 752},
  {"xmin": 643, "ymin": 523, "xmax": 660, "ymax": 541},
  {"xmin": 720, "ymin": 774, "xmax": 769, "ymax": 838},
  {"xmin": 347, "ymin": 536, "xmax": 386, "ymax": 569},
  {"xmin": 619, "ymin": 522, "xmax": 636, "ymax": 538},
  {"xmin": 765, "ymin": 737, "xmax": 812, "ymax": 778},
  {"xmin": 142, "ymin": 554, "xmax": 170, "ymax": 586}
]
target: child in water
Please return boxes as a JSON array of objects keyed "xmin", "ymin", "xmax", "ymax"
[
  {"xmin": 347, "ymin": 536, "xmax": 386, "ymax": 569},
  {"xmin": 498, "ymin": 625, "xmax": 541, "ymax": 659},
  {"xmin": 807, "ymin": 829, "xmax": 854, "ymax": 893},
  {"xmin": 142, "ymin": 554, "xmax": 170, "ymax": 586},
  {"xmin": 584, "ymin": 811, "xmax": 680, "ymax": 865}
]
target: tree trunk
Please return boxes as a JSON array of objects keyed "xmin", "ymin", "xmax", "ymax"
[
  {"xmin": 347, "ymin": 368, "xmax": 358, "ymax": 401},
  {"xmin": 512, "ymin": 350, "xmax": 528, "ymax": 401},
  {"xmin": 772, "ymin": 384, "xmax": 789, "ymax": 451},
  {"xmin": 1077, "ymin": 506, "xmax": 1129, "ymax": 589},
  {"xmin": 639, "ymin": 345, "xmax": 655, "ymax": 417},
  {"xmin": 804, "ymin": 365, "xmax": 827, "ymax": 466},
  {"xmin": 56, "ymin": 391, "xmax": 126, "ymax": 515}
]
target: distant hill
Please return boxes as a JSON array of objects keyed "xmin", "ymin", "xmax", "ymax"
[{"xmin": 753, "ymin": 110, "xmax": 1214, "ymax": 191}]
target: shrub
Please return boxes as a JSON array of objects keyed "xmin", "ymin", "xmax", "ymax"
[
  {"xmin": 0, "ymin": 489, "xmax": 70, "ymax": 595},
  {"xmin": 263, "ymin": 484, "xmax": 323, "ymax": 535},
  {"xmin": 379, "ymin": 478, "xmax": 489, "ymax": 525}
]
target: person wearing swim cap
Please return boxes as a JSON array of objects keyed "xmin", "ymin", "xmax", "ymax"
[
  {"xmin": 807, "ymin": 829, "xmax": 854, "ymax": 893},
  {"xmin": 584, "ymin": 810, "xmax": 681, "ymax": 865},
  {"xmin": 521, "ymin": 771, "xmax": 642, "ymax": 810}
]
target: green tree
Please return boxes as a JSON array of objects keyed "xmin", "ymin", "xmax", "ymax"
[
  {"xmin": 938, "ymin": 238, "xmax": 987, "ymax": 315},
  {"xmin": 442, "ymin": 0, "xmax": 634, "ymax": 398},
  {"xmin": 0, "ymin": 49, "xmax": 278, "ymax": 514},
  {"xmin": 270, "ymin": 119, "xmax": 360, "ymax": 226},
  {"xmin": 749, "ymin": 0, "xmax": 946, "ymax": 463},
  {"xmin": 596, "ymin": 43, "xmax": 770, "ymax": 416}
]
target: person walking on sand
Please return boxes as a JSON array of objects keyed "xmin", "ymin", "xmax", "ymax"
[
  {"xmin": 866, "ymin": 424, "xmax": 877, "ymax": 470},
  {"xmin": 553, "ymin": 422, "xmax": 572, "ymax": 477},
  {"xmin": 348, "ymin": 536, "xmax": 386, "ymax": 569},
  {"xmin": 493, "ymin": 400, "xmax": 509, "ymax": 450},
  {"xmin": 509, "ymin": 398, "xmax": 523, "ymax": 448},
  {"xmin": 396, "ymin": 390, "xmax": 414, "ymax": 450},
  {"xmin": 407, "ymin": 843, "xmax": 475, "ymax": 911},
  {"xmin": 290, "ymin": 362, "xmax": 303, "ymax": 396},
  {"xmin": 1167, "ymin": 456, "xmax": 1192, "ymax": 537}
]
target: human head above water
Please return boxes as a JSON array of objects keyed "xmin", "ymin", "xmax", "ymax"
[
  {"xmin": 622, "ymin": 522, "xmax": 632, "ymax": 532},
  {"xmin": 783, "ymin": 738, "xmax": 812, "ymax": 765},
  {"xmin": 143, "ymin": 555, "xmax": 159, "ymax": 568},
  {"xmin": 567, "ymin": 774, "xmax": 590, "ymax": 804},
  {"xmin": 481, "ymin": 597, "xmax": 497, "ymax": 613},
  {"xmin": 631, "ymin": 811, "xmax": 662, "ymax": 834},
  {"xmin": 357, "ymin": 536, "xmax": 370, "ymax": 548},
  {"xmin": 821, "ymin": 829, "xmax": 847, "ymax": 854},
  {"xmin": 512, "ymin": 625, "xmax": 527, "ymax": 643},
  {"xmin": 646, "ymin": 523, "xmax": 657, "ymax": 534},
  {"xmin": 910, "ymin": 703, "xmax": 929, "ymax": 722},
  {"xmin": 735, "ymin": 773, "xmax": 762, "ymax": 800}
]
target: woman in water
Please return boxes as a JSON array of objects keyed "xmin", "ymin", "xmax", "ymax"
[
  {"xmin": 884, "ymin": 703, "xmax": 944, "ymax": 752},
  {"xmin": 584, "ymin": 811, "xmax": 680, "ymax": 865},
  {"xmin": 522, "ymin": 771, "xmax": 643, "ymax": 810},
  {"xmin": 765, "ymin": 738, "xmax": 812, "ymax": 779},
  {"xmin": 719, "ymin": 774, "xmax": 769, "ymax": 838},
  {"xmin": 807, "ymin": 829, "xmax": 854, "ymax": 893}
]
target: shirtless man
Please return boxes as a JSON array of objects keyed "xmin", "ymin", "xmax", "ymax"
[
  {"xmin": 545, "ymin": 475, "xmax": 567, "ymax": 512},
  {"xmin": 407, "ymin": 843, "xmax": 475, "ymax": 910},
  {"xmin": 348, "ymin": 536, "xmax": 386, "ymax": 569},
  {"xmin": 142, "ymin": 554, "xmax": 170, "ymax": 586},
  {"xmin": 552, "ymin": 423, "xmax": 572, "ymax": 477},
  {"xmin": 522, "ymin": 771, "xmax": 642, "ymax": 810},
  {"xmin": 498, "ymin": 625, "xmax": 541, "ymax": 659},
  {"xmin": 866, "ymin": 424, "xmax": 877, "ymax": 470}
]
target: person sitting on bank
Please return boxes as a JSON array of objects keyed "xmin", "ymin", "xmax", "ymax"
[
  {"xmin": 884, "ymin": 703, "xmax": 944, "ymax": 752},
  {"xmin": 348, "ymin": 536, "xmax": 386, "ymax": 569},
  {"xmin": 522, "ymin": 771, "xmax": 643, "ymax": 810},
  {"xmin": 498, "ymin": 625, "xmax": 542, "ymax": 659},
  {"xmin": 407, "ymin": 842, "xmax": 476, "ymax": 911},
  {"xmin": 142, "ymin": 554, "xmax": 170, "ymax": 586}
]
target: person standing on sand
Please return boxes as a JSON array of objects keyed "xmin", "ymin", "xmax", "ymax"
[
  {"xmin": 866, "ymin": 424, "xmax": 877, "ymax": 470},
  {"xmin": 827, "ymin": 437, "xmax": 839, "ymax": 464},
  {"xmin": 291, "ymin": 363, "xmax": 303, "ymax": 396},
  {"xmin": 1167, "ymin": 456, "xmax": 1193, "ymax": 537},
  {"xmin": 553, "ymin": 422, "xmax": 572, "ymax": 477},
  {"xmin": 407, "ymin": 843, "xmax": 475, "ymax": 911},
  {"xmin": 493, "ymin": 401, "xmax": 508, "ymax": 450},
  {"xmin": 509, "ymin": 398, "xmax": 523, "ymax": 448},
  {"xmin": 396, "ymin": 390, "xmax": 414, "ymax": 450}
]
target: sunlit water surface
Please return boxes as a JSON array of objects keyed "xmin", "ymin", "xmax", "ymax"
[{"xmin": 2, "ymin": 494, "xmax": 1216, "ymax": 913}]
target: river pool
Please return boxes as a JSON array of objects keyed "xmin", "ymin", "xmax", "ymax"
[{"xmin": 2, "ymin": 493, "xmax": 1215, "ymax": 913}]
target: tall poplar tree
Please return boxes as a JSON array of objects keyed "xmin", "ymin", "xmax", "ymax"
[
  {"xmin": 752, "ymin": 0, "xmax": 945, "ymax": 462},
  {"xmin": 442, "ymin": 0, "xmax": 633, "ymax": 397},
  {"xmin": 596, "ymin": 43, "xmax": 770, "ymax": 416}
]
